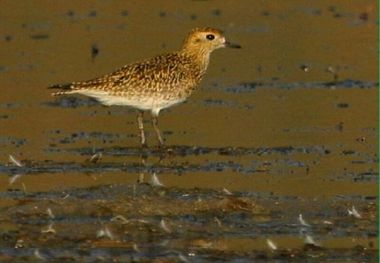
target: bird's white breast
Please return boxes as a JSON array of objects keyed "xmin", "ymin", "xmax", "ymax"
[{"xmin": 71, "ymin": 90, "xmax": 186, "ymax": 116}]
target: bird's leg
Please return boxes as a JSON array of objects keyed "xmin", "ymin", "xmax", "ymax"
[
  {"xmin": 137, "ymin": 153, "xmax": 148, "ymax": 183},
  {"xmin": 151, "ymin": 114, "xmax": 164, "ymax": 146},
  {"xmin": 137, "ymin": 111, "xmax": 147, "ymax": 146}
]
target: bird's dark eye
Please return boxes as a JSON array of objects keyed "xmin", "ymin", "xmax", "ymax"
[{"xmin": 206, "ymin": 34, "xmax": 215, "ymax": 40}]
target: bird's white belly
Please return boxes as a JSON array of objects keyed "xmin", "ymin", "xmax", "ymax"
[{"xmin": 72, "ymin": 90, "xmax": 185, "ymax": 115}]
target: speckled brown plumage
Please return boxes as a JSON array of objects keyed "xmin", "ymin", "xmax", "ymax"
[
  {"xmin": 49, "ymin": 27, "xmax": 240, "ymax": 146},
  {"xmin": 71, "ymin": 52, "xmax": 203, "ymax": 100}
]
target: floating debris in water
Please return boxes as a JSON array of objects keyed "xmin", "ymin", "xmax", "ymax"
[
  {"xmin": 111, "ymin": 215, "xmax": 129, "ymax": 224},
  {"xmin": 9, "ymin": 154, "xmax": 23, "ymax": 167},
  {"xmin": 151, "ymin": 173, "xmax": 165, "ymax": 187},
  {"xmin": 266, "ymin": 239, "xmax": 278, "ymax": 250},
  {"xmin": 132, "ymin": 243, "xmax": 140, "ymax": 252},
  {"xmin": 62, "ymin": 193, "xmax": 70, "ymax": 199},
  {"xmin": 9, "ymin": 174, "xmax": 23, "ymax": 185},
  {"xmin": 298, "ymin": 214, "xmax": 311, "ymax": 227},
  {"xmin": 356, "ymin": 136, "xmax": 367, "ymax": 143},
  {"xmin": 14, "ymin": 239, "xmax": 24, "ymax": 248},
  {"xmin": 97, "ymin": 226, "xmax": 115, "ymax": 240},
  {"xmin": 86, "ymin": 152, "xmax": 103, "ymax": 164},
  {"xmin": 300, "ymin": 64, "xmax": 310, "ymax": 72},
  {"xmin": 348, "ymin": 206, "xmax": 362, "ymax": 219},
  {"xmin": 304, "ymin": 235, "xmax": 320, "ymax": 247},
  {"xmin": 41, "ymin": 223, "xmax": 56, "ymax": 234},
  {"xmin": 160, "ymin": 219, "xmax": 172, "ymax": 233},
  {"xmin": 34, "ymin": 249, "xmax": 46, "ymax": 261},
  {"xmin": 178, "ymin": 253, "xmax": 190, "ymax": 263},
  {"xmin": 214, "ymin": 217, "xmax": 222, "ymax": 227},
  {"xmin": 138, "ymin": 173, "xmax": 145, "ymax": 183},
  {"xmin": 326, "ymin": 65, "xmax": 339, "ymax": 82},
  {"xmin": 323, "ymin": 220, "xmax": 333, "ymax": 225},
  {"xmin": 47, "ymin": 208, "xmax": 55, "ymax": 219},
  {"xmin": 222, "ymin": 188, "xmax": 233, "ymax": 195}
]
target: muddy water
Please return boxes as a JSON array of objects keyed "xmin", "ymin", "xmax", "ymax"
[{"xmin": 0, "ymin": 1, "xmax": 378, "ymax": 262}]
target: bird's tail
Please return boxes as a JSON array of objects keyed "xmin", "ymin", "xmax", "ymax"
[{"xmin": 48, "ymin": 83, "xmax": 73, "ymax": 96}]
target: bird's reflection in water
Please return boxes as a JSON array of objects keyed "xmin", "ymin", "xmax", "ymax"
[{"xmin": 137, "ymin": 149, "xmax": 171, "ymax": 187}]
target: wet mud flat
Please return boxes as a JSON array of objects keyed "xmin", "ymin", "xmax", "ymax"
[
  {"xmin": 0, "ymin": 99, "xmax": 378, "ymax": 262},
  {"xmin": 0, "ymin": 0, "xmax": 378, "ymax": 261},
  {"xmin": 0, "ymin": 82, "xmax": 378, "ymax": 262},
  {"xmin": 0, "ymin": 179, "xmax": 377, "ymax": 262}
]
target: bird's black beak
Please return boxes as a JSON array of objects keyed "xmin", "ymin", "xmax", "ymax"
[{"xmin": 224, "ymin": 41, "xmax": 241, "ymax": 49}]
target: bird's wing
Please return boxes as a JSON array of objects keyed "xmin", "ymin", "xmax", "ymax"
[
  {"xmin": 70, "ymin": 64, "xmax": 142, "ymax": 93},
  {"xmin": 49, "ymin": 53, "xmax": 193, "ymax": 96},
  {"xmin": 48, "ymin": 64, "xmax": 136, "ymax": 95}
]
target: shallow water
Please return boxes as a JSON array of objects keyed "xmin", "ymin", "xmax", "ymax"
[{"xmin": 0, "ymin": 1, "xmax": 378, "ymax": 262}]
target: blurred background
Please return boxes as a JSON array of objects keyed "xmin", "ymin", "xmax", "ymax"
[{"xmin": 0, "ymin": 1, "xmax": 377, "ymax": 261}]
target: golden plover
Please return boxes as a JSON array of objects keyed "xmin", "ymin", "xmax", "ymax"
[{"xmin": 49, "ymin": 27, "xmax": 241, "ymax": 146}]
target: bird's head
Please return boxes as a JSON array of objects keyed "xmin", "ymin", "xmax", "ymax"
[{"xmin": 182, "ymin": 27, "xmax": 241, "ymax": 55}]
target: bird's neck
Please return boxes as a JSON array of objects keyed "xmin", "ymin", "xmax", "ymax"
[{"xmin": 181, "ymin": 47, "xmax": 211, "ymax": 74}]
